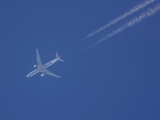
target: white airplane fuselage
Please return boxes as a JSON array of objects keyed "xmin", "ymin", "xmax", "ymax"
[{"xmin": 26, "ymin": 57, "xmax": 60, "ymax": 77}]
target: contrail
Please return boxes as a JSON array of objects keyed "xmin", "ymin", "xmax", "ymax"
[
  {"xmin": 97, "ymin": 3, "xmax": 160, "ymax": 43},
  {"xmin": 82, "ymin": 0, "xmax": 155, "ymax": 40}
]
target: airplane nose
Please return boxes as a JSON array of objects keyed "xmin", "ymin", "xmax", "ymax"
[{"xmin": 26, "ymin": 74, "xmax": 30, "ymax": 77}]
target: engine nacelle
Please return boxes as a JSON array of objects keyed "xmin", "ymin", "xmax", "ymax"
[
  {"xmin": 41, "ymin": 74, "xmax": 45, "ymax": 77},
  {"xmin": 33, "ymin": 65, "xmax": 37, "ymax": 68}
]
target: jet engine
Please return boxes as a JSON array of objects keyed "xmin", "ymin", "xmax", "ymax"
[
  {"xmin": 33, "ymin": 65, "xmax": 37, "ymax": 68},
  {"xmin": 41, "ymin": 74, "xmax": 45, "ymax": 77}
]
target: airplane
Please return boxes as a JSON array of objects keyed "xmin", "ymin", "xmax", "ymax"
[{"xmin": 26, "ymin": 48, "xmax": 64, "ymax": 78}]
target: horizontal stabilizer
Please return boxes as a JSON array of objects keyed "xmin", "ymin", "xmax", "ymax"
[
  {"xmin": 56, "ymin": 52, "xmax": 64, "ymax": 62},
  {"xmin": 59, "ymin": 58, "xmax": 64, "ymax": 62}
]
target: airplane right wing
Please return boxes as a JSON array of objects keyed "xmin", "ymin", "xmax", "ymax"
[
  {"xmin": 36, "ymin": 48, "xmax": 43, "ymax": 68},
  {"xmin": 42, "ymin": 69, "xmax": 61, "ymax": 78}
]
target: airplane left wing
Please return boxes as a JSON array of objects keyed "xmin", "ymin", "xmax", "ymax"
[
  {"xmin": 42, "ymin": 69, "xmax": 61, "ymax": 78},
  {"xmin": 36, "ymin": 48, "xmax": 43, "ymax": 68}
]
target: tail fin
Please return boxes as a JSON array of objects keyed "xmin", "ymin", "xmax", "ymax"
[{"xmin": 56, "ymin": 52, "xmax": 64, "ymax": 62}]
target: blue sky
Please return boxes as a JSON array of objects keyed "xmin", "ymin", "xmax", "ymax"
[{"xmin": 0, "ymin": 0, "xmax": 160, "ymax": 120}]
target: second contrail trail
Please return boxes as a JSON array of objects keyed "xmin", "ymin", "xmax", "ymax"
[
  {"xmin": 82, "ymin": 0, "xmax": 155, "ymax": 40},
  {"xmin": 84, "ymin": 3, "xmax": 160, "ymax": 51},
  {"xmin": 97, "ymin": 3, "xmax": 160, "ymax": 43}
]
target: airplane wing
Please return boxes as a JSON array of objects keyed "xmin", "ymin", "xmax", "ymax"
[
  {"xmin": 42, "ymin": 69, "xmax": 61, "ymax": 78},
  {"xmin": 36, "ymin": 48, "xmax": 43, "ymax": 68}
]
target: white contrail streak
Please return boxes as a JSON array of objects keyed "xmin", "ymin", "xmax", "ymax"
[
  {"xmin": 83, "ymin": 3, "xmax": 160, "ymax": 51},
  {"xmin": 83, "ymin": 0, "xmax": 154, "ymax": 40},
  {"xmin": 97, "ymin": 3, "xmax": 160, "ymax": 43}
]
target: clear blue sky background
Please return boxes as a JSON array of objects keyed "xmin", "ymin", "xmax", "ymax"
[{"xmin": 0, "ymin": 0, "xmax": 160, "ymax": 120}]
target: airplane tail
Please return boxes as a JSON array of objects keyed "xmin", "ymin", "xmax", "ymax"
[{"xmin": 56, "ymin": 52, "xmax": 64, "ymax": 62}]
